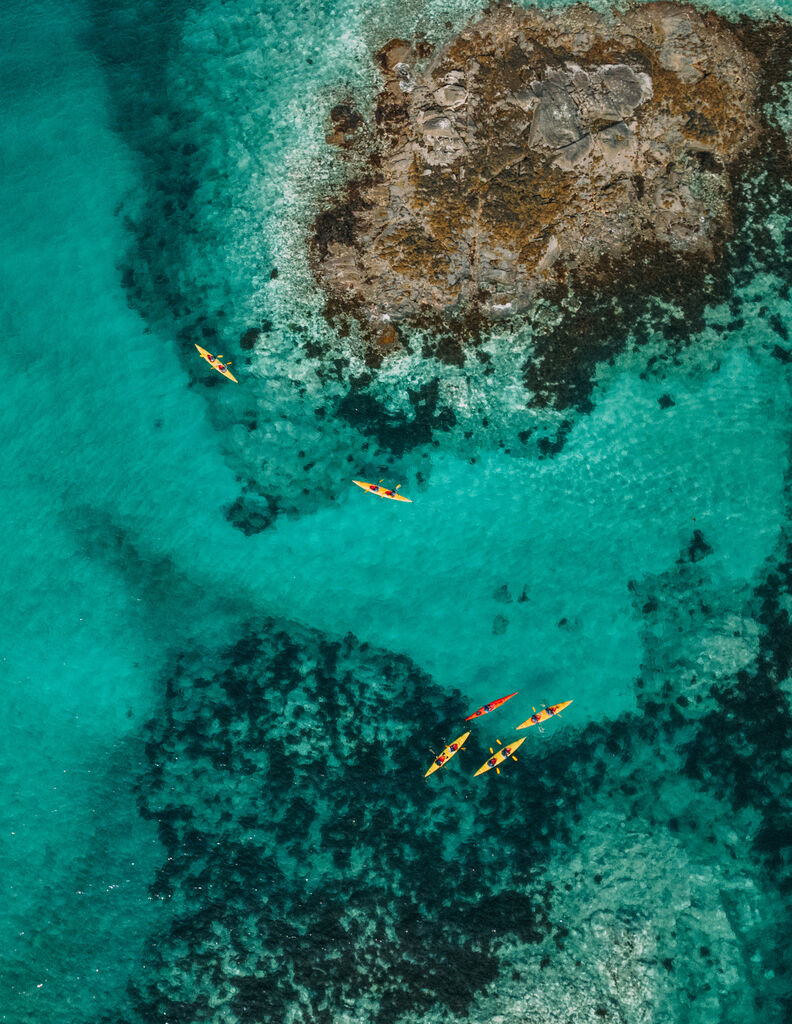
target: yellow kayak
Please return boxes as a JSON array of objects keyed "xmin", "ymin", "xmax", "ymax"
[
  {"xmin": 424, "ymin": 731, "xmax": 470, "ymax": 777},
  {"xmin": 195, "ymin": 344, "xmax": 238, "ymax": 383},
  {"xmin": 473, "ymin": 736, "xmax": 526, "ymax": 777},
  {"xmin": 516, "ymin": 700, "xmax": 573, "ymax": 730},
  {"xmin": 353, "ymin": 479, "xmax": 412, "ymax": 502}
]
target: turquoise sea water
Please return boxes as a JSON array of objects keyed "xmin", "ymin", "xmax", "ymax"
[{"xmin": 3, "ymin": 0, "xmax": 792, "ymax": 1021}]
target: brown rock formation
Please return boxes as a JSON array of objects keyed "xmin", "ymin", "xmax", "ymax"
[{"xmin": 310, "ymin": 2, "xmax": 792, "ymax": 375}]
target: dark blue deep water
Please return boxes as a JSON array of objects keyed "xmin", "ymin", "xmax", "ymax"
[{"xmin": 2, "ymin": 0, "xmax": 792, "ymax": 1021}]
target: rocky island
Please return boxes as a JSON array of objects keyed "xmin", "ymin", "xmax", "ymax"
[{"xmin": 311, "ymin": 2, "xmax": 792, "ymax": 385}]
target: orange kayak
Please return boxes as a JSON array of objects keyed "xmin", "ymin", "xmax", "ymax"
[
  {"xmin": 195, "ymin": 344, "xmax": 238, "ymax": 383},
  {"xmin": 465, "ymin": 691, "xmax": 518, "ymax": 721},
  {"xmin": 424, "ymin": 731, "xmax": 470, "ymax": 777},
  {"xmin": 474, "ymin": 736, "xmax": 526, "ymax": 776},
  {"xmin": 353, "ymin": 480, "xmax": 412, "ymax": 503},
  {"xmin": 516, "ymin": 700, "xmax": 573, "ymax": 730}
]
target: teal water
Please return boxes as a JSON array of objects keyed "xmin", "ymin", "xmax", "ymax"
[{"xmin": 2, "ymin": 0, "xmax": 792, "ymax": 1021}]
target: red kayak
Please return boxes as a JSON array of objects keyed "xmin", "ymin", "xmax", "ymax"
[{"xmin": 465, "ymin": 691, "xmax": 518, "ymax": 721}]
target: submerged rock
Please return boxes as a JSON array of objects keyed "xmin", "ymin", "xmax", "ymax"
[{"xmin": 310, "ymin": 2, "xmax": 792, "ymax": 385}]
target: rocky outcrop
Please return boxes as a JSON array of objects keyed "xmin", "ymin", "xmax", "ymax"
[{"xmin": 311, "ymin": 2, "xmax": 792, "ymax": 368}]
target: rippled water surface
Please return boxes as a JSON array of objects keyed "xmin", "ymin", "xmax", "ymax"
[{"xmin": 2, "ymin": 0, "xmax": 792, "ymax": 1021}]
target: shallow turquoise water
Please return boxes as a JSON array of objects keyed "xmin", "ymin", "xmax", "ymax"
[{"xmin": 2, "ymin": 0, "xmax": 792, "ymax": 1021}]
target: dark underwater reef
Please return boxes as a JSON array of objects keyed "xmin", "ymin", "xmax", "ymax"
[
  {"xmin": 109, "ymin": 531, "xmax": 792, "ymax": 1024},
  {"xmin": 125, "ymin": 628, "xmax": 557, "ymax": 1023}
]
